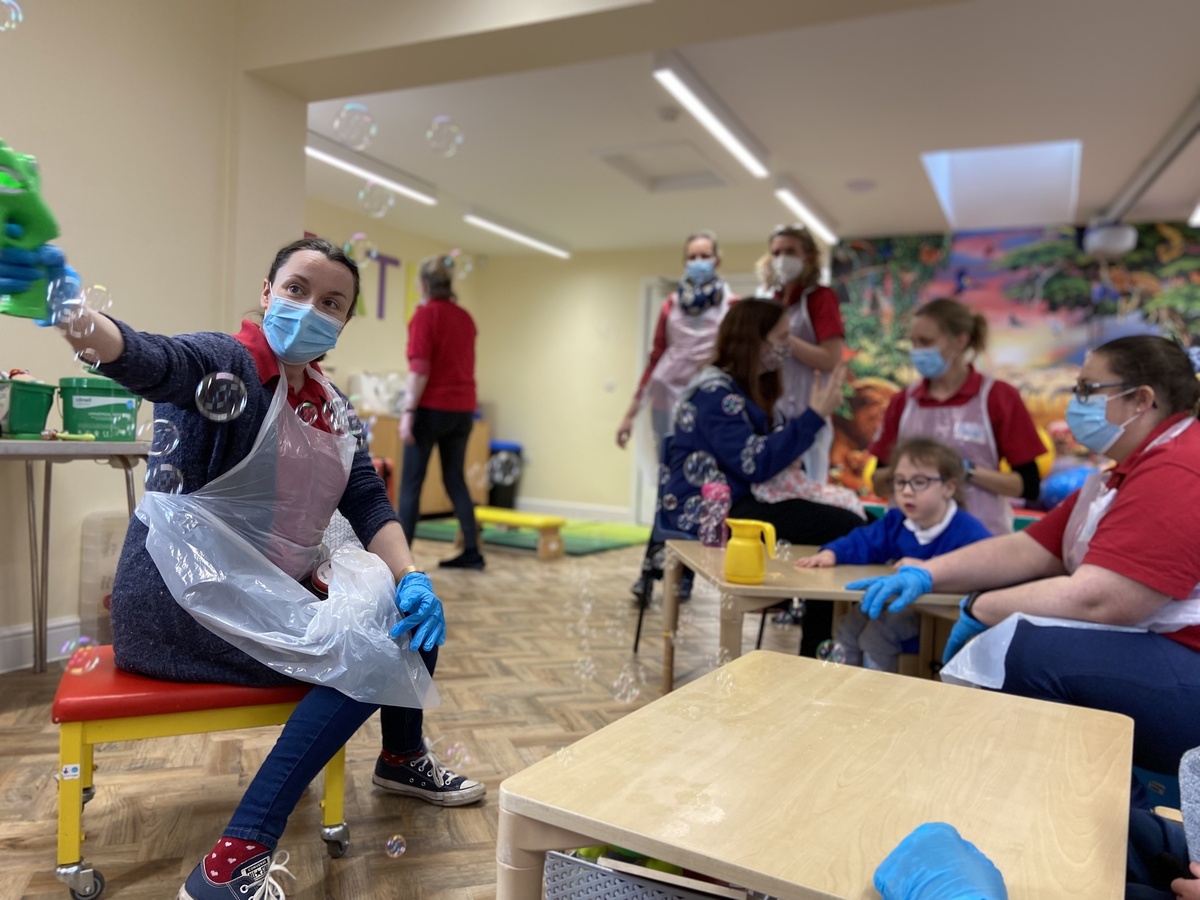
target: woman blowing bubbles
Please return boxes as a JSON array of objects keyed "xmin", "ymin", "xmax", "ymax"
[{"xmin": 0, "ymin": 234, "xmax": 483, "ymax": 899}]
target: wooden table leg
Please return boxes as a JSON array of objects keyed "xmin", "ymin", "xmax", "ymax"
[
  {"xmin": 496, "ymin": 806, "xmax": 593, "ymax": 900},
  {"xmin": 719, "ymin": 594, "xmax": 745, "ymax": 662},
  {"xmin": 661, "ymin": 553, "xmax": 681, "ymax": 694},
  {"xmin": 917, "ymin": 611, "xmax": 935, "ymax": 679}
]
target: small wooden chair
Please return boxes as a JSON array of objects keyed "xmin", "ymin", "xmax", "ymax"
[{"xmin": 51, "ymin": 646, "xmax": 348, "ymax": 899}]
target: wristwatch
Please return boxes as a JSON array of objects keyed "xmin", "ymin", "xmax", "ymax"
[
  {"xmin": 963, "ymin": 591, "xmax": 983, "ymax": 619},
  {"xmin": 962, "ymin": 458, "xmax": 976, "ymax": 481}
]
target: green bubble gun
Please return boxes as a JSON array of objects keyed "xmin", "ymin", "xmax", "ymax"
[{"xmin": 0, "ymin": 139, "xmax": 59, "ymax": 319}]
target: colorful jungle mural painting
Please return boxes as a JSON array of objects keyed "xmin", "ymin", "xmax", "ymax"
[{"xmin": 828, "ymin": 222, "xmax": 1200, "ymax": 495}]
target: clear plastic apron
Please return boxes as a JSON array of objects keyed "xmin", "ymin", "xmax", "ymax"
[
  {"xmin": 897, "ymin": 375, "xmax": 1011, "ymax": 535},
  {"xmin": 137, "ymin": 366, "xmax": 436, "ymax": 708},
  {"xmin": 942, "ymin": 417, "xmax": 1200, "ymax": 688},
  {"xmin": 776, "ymin": 290, "xmax": 833, "ymax": 483}
]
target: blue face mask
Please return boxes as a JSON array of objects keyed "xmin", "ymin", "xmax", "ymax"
[
  {"xmin": 911, "ymin": 347, "xmax": 949, "ymax": 379},
  {"xmin": 262, "ymin": 296, "xmax": 343, "ymax": 365},
  {"xmin": 685, "ymin": 258, "xmax": 716, "ymax": 285},
  {"xmin": 1065, "ymin": 390, "xmax": 1137, "ymax": 455}
]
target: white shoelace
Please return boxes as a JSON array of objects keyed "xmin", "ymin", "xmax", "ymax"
[
  {"xmin": 251, "ymin": 851, "xmax": 294, "ymax": 900},
  {"xmin": 416, "ymin": 752, "xmax": 455, "ymax": 786}
]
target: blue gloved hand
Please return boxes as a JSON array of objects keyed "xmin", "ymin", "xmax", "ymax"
[
  {"xmin": 941, "ymin": 601, "xmax": 989, "ymax": 665},
  {"xmin": 874, "ymin": 822, "xmax": 1008, "ymax": 900},
  {"xmin": 389, "ymin": 572, "xmax": 446, "ymax": 651},
  {"xmin": 0, "ymin": 223, "xmax": 73, "ymax": 325},
  {"xmin": 847, "ymin": 565, "xmax": 933, "ymax": 620}
]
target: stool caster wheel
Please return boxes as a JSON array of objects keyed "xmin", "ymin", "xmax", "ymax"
[
  {"xmin": 321, "ymin": 823, "xmax": 349, "ymax": 859},
  {"xmin": 68, "ymin": 870, "xmax": 104, "ymax": 899},
  {"xmin": 81, "ymin": 786, "xmax": 96, "ymax": 807}
]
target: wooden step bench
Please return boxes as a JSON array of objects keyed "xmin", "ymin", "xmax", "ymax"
[{"xmin": 456, "ymin": 507, "xmax": 567, "ymax": 560}]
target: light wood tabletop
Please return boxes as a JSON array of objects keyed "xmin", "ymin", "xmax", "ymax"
[
  {"xmin": 497, "ymin": 651, "xmax": 1133, "ymax": 900},
  {"xmin": 660, "ymin": 541, "xmax": 963, "ymax": 693}
]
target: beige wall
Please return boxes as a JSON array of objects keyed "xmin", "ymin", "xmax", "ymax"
[{"xmin": 0, "ymin": 1, "xmax": 303, "ymax": 639}]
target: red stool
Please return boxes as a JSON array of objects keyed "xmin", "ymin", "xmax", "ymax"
[{"xmin": 51, "ymin": 645, "xmax": 348, "ymax": 899}]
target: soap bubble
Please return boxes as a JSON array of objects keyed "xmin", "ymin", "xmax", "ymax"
[
  {"xmin": 333, "ymin": 102, "xmax": 378, "ymax": 151},
  {"xmin": 384, "ymin": 834, "xmax": 406, "ymax": 858},
  {"xmin": 444, "ymin": 741, "xmax": 471, "ymax": 767},
  {"xmin": 74, "ymin": 348, "xmax": 100, "ymax": 370},
  {"xmin": 61, "ymin": 635, "xmax": 95, "ymax": 656},
  {"xmin": 46, "ymin": 278, "xmax": 81, "ymax": 324},
  {"xmin": 343, "ymin": 232, "xmax": 377, "ymax": 270},
  {"xmin": 612, "ymin": 664, "xmax": 640, "ymax": 703},
  {"xmin": 195, "ymin": 372, "xmax": 247, "ymax": 422},
  {"xmin": 296, "ymin": 402, "xmax": 319, "ymax": 426},
  {"xmin": 816, "ymin": 639, "xmax": 847, "ymax": 666},
  {"xmin": 466, "ymin": 462, "xmax": 487, "ymax": 492},
  {"xmin": 716, "ymin": 666, "xmax": 735, "ymax": 694},
  {"xmin": 63, "ymin": 306, "xmax": 94, "ymax": 339},
  {"xmin": 555, "ymin": 745, "xmax": 574, "ymax": 766},
  {"xmin": 137, "ymin": 418, "xmax": 180, "ymax": 457},
  {"xmin": 65, "ymin": 643, "xmax": 100, "ymax": 675},
  {"xmin": 426, "ymin": 116, "xmax": 464, "ymax": 157},
  {"xmin": 719, "ymin": 591, "xmax": 734, "ymax": 612},
  {"xmin": 359, "ymin": 181, "xmax": 394, "ymax": 218},
  {"xmin": 323, "ymin": 397, "xmax": 350, "ymax": 435},
  {"xmin": 80, "ymin": 284, "xmax": 112, "ymax": 313},
  {"xmin": 0, "ymin": 0, "xmax": 22, "ymax": 32},
  {"xmin": 774, "ymin": 540, "xmax": 793, "ymax": 562},
  {"xmin": 574, "ymin": 656, "xmax": 597, "ymax": 683},
  {"xmin": 707, "ymin": 647, "xmax": 733, "ymax": 670},
  {"xmin": 145, "ymin": 462, "xmax": 184, "ymax": 494}
]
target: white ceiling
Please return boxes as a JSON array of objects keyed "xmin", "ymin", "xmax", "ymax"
[{"xmin": 305, "ymin": 0, "xmax": 1200, "ymax": 255}]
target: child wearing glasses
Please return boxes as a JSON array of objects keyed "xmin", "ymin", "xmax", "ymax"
[{"xmin": 795, "ymin": 437, "xmax": 992, "ymax": 672}]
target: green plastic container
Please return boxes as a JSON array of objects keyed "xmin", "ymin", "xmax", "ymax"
[
  {"xmin": 59, "ymin": 377, "xmax": 140, "ymax": 441},
  {"xmin": 0, "ymin": 380, "xmax": 57, "ymax": 436}
]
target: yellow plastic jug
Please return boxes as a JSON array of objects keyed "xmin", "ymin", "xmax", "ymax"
[{"xmin": 723, "ymin": 519, "xmax": 776, "ymax": 584}]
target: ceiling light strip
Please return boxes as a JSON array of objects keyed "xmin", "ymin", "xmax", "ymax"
[
  {"xmin": 774, "ymin": 176, "xmax": 839, "ymax": 246},
  {"xmin": 463, "ymin": 212, "xmax": 571, "ymax": 259},
  {"xmin": 652, "ymin": 52, "xmax": 769, "ymax": 179},
  {"xmin": 304, "ymin": 139, "xmax": 436, "ymax": 206}
]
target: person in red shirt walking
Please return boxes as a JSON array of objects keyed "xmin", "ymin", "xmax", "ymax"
[{"xmin": 399, "ymin": 255, "xmax": 483, "ymax": 569}]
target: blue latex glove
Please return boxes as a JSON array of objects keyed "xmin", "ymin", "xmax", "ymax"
[
  {"xmin": 389, "ymin": 572, "xmax": 446, "ymax": 651},
  {"xmin": 941, "ymin": 601, "xmax": 989, "ymax": 665},
  {"xmin": 847, "ymin": 565, "xmax": 933, "ymax": 619},
  {"xmin": 0, "ymin": 224, "xmax": 73, "ymax": 324},
  {"xmin": 875, "ymin": 822, "xmax": 1008, "ymax": 900}
]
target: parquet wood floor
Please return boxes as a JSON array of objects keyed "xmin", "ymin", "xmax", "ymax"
[{"xmin": 1, "ymin": 539, "xmax": 807, "ymax": 900}]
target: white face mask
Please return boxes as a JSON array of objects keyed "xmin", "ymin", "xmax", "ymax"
[{"xmin": 772, "ymin": 255, "xmax": 805, "ymax": 284}]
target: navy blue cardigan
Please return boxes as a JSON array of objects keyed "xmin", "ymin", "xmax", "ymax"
[{"xmin": 98, "ymin": 319, "xmax": 397, "ymax": 685}]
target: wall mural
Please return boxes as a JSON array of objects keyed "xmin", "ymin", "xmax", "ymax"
[{"xmin": 828, "ymin": 222, "xmax": 1200, "ymax": 500}]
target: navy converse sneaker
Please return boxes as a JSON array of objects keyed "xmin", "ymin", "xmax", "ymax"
[
  {"xmin": 178, "ymin": 848, "xmax": 293, "ymax": 900},
  {"xmin": 373, "ymin": 749, "xmax": 486, "ymax": 806}
]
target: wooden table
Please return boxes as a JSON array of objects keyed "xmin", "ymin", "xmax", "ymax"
[
  {"xmin": 0, "ymin": 440, "xmax": 148, "ymax": 672},
  {"xmin": 661, "ymin": 541, "xmax": 963, "ymax": 694},
  {"xmin": 497, "ymin": 651, "xmax": 1132, "ymax": 899}
]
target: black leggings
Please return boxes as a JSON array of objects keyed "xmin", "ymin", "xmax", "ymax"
[
  {"xmin": 729, "ymin": 496, "xmax": 867, "ymax": 658},
  {"xmin": 398, "ymin": 409, "xmax": 478, "ymax": 550}
]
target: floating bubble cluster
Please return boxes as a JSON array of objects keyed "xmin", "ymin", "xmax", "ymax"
[
  {"xmin": 196, "ymin": 373, "xmax": 248, "ymax": 423},
  {"xmin": 333, "ymin": 103, "xmax": 378, "ymax": 151},
  {"xmin": 384, "ymin": 834, "xmax": 406, "ymax": 858},
  {"xmin": 426, "ymin": 116, "xmax": 464, "ymax": 157}
]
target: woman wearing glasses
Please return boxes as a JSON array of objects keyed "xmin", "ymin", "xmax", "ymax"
[
  {"xmin": 795, "ymin": 437, "xmax": 991, "ymax": 672},
  {"xmin": 869, "ymin": 297, "xmax": 1045, "ymax": 535},
  {"xmin": 851, "ymin": 335, "xmax": 1200, "ymax": 780}
]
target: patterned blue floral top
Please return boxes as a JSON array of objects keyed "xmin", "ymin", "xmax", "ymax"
[{"xmin": 657, "ymin": 365, "xmax": 827, "ymax": 535}]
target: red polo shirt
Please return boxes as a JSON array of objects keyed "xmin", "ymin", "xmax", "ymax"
[
  {"xmin": 407, "ymin": 297, "xmax": 477, "ymax": 412},
  {"xmin": 868, "ymin": 366, "xmax": 1044, "ymax": 467},
  {"xmin": 234, "ymin": 319, "xmax": 334, "ymax": 433}
]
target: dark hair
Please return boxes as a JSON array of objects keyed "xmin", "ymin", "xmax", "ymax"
[
  {"xmin": 769, "ymin": 223, "xmax": 821, "ymax": 290},
  {"xmin": 683, "ymin": 230, "xmax": 720, "ymax": 260},
  {"xmin": 1095, "ymin": 335, "xmax": 1200, "ymax": 417},
  {"xmin": 419, "ymin": 254, "xmax": 455, "ymax": 299},
  {"xmin": 915, "ymin": 297, "xmax": 987, "ymax": 354},
  {"xmin": 892, "ymin": 437, "xmax": 966, "ymax": 506},
  {"xmin": 713, "ymin": 299, "xmax": 784, "ymax": 424},
  {"xmin": 267, "ymin": 237, "xmax": 360, "ymax": 320}
]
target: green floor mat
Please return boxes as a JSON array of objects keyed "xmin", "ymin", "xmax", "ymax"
[{"xmin": 414, "ymin": 517, "xmax": 650, "ymax": 555}]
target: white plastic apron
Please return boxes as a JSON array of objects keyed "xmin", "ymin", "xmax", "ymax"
[
  {"xmin": 137, "ymin": 366, "xmax": 436, "ymax": 708},
  {"xmin": 776, "ymin": 289, "xmax": 833, "ymax": 483},
  {"xmin": 942, "ymin": 417, "xmax": 1200, "ymax": 689},
  {"xmin": 897, "ymin": 375, "xmax": 1012, "ymax": 535}
]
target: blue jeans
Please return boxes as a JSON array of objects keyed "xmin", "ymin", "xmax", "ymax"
[
  {"xmin": 1126, "ymin": 807, "xmax": 1191, "ymax": 899},
  {"xmin": 224, "ymin": 646, "xmax": 437, "ymax": 847},
  {"xmin": 1001, "ymin": 622, "xmax": 1200, "ymax": 774}
]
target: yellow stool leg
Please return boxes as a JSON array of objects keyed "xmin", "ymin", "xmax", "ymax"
[
  {"xmin": 320, "ymin": 745, "xmax": 346, "ymax": 827},
  {"xmin": 57, "ymin": 722, "xmax": 85, "ymax": 865}
]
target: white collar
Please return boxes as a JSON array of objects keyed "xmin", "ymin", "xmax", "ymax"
[{"xmin": 903, "ymin": 499, "xmax": 958, "ymax": 545}]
